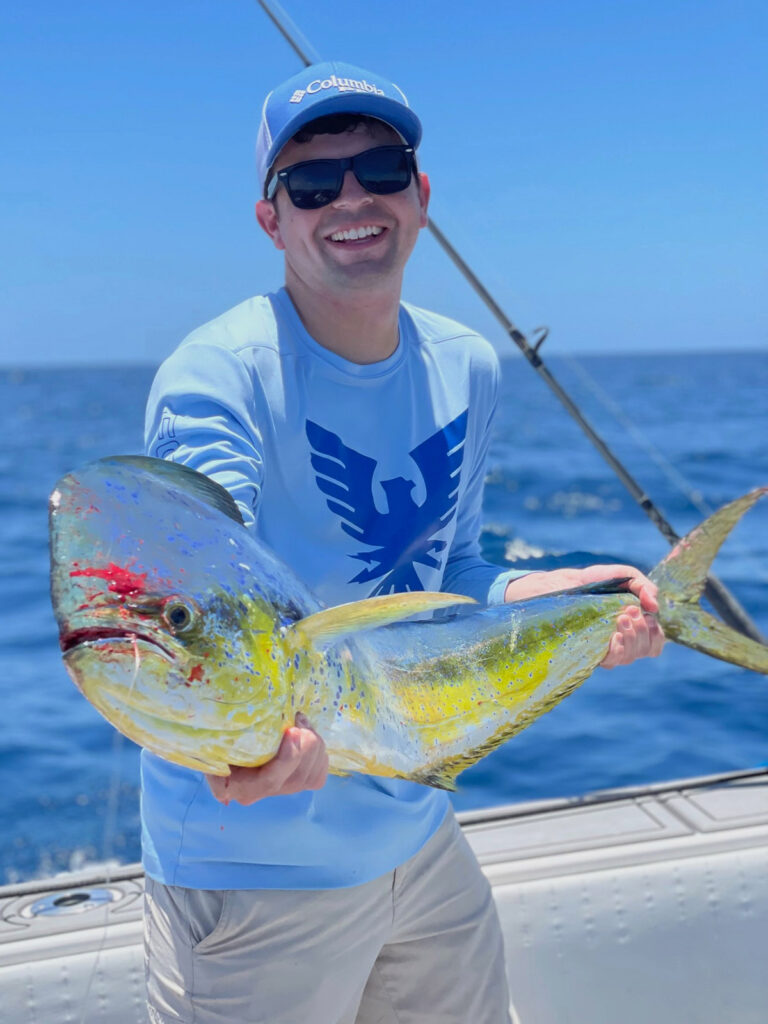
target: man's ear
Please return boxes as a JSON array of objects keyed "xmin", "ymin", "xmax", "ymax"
[
  {"xmin": 417, "ymin": 172, "xmax": 431, "ymax": 228},
  {"xmin": 256, "ymin": 199, "xmax": 285, "ymax": 251}
]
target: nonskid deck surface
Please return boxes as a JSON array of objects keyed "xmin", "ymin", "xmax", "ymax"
[{"xmin": 1, "ymin": 768, "xmax": 767, "ymax": 1024}]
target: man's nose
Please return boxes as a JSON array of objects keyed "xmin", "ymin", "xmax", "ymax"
[{"xmin": 331, "ymin": 169, "xmax": 373, "ymax": 207}]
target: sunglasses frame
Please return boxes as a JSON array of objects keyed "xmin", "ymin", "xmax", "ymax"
[{"xmin": 265, "ymin": 145, "xmax": 416, "ymax": 209}]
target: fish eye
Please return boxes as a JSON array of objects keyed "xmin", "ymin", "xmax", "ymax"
[{"xmin": 163, "ymin": 601, "xmax": 195, "ymax": 632}]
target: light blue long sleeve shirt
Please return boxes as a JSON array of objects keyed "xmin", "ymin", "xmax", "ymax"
[{"xmin": 140, "ymin": 288, "xmax": 523, "ymax": 889}]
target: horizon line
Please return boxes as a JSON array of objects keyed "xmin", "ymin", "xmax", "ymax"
[{"xmin": 2, "ymin": 346, "xmax": 766, "ymax": 374}]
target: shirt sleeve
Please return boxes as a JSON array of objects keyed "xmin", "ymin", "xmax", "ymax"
[
  {"xmin": 440, "ymin": 347, "xmax": 530, "ymax": 605},
  {"xmin": 144, "ymin": 341, "xmax": 264, "ymax": 528}
]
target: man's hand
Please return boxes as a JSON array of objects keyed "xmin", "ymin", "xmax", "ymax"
[
  {"xmin": 503, "ymin": 564, "xmax": 665, "ymax": 668},
  {"xmin": 206, "ymin": 712, "xmax": 329, "ymax": 806}
]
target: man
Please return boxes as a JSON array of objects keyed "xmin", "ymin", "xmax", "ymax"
[{"xmin": 142, "ymin": 61, "xmax": 663, "ymax": 1024}]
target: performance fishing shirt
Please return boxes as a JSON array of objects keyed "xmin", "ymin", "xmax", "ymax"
[{"xmin": 141, "ymin": 287, "xmax": 523, "ymax": 889}]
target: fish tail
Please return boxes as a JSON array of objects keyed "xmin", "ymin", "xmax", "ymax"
[{"xmin": 651, "ymin": 487, "xmax": 768, "ymax": 674}]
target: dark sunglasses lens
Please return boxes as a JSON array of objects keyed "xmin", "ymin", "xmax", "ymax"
[
  {"xmin": 356, "ymin": 148, "xmax": 413, "ymax": 194},
  {"xmin": 285, "ymin": 161, "xmax": 343, "ymax": 209},
  {"xmin": 281, "ymin": 149, "xmax": 413, "ymax": 208}
]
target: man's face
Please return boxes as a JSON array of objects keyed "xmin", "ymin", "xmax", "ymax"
[{"xmin": 256, "ymin": 121, "xmax": 430, "ymax": 296}]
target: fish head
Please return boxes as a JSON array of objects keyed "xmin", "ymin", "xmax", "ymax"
[{"xmin": 49, "ymin": 456, "xmax": 309, "ymax": 774}]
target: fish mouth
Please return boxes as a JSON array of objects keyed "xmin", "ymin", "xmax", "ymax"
[{"xmin": 60, "ymin": 627, "xmax": 175, "ymax": 661}]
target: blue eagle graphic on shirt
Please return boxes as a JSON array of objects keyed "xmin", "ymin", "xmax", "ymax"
[{"xmin": 306, "ymin": 410, "xmax": 469, "ymax": 594}]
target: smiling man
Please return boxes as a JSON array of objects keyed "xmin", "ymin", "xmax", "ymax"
[{"xmin": 142, "ymin": 61, "xmax": 663, "ymax": 1024}]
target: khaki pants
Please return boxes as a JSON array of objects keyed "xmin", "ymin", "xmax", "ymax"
[{"xmin": 144, "ymin": 810, "xmax": 513, "ymax": 1024}]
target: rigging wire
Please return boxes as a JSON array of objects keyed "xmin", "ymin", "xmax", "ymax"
[
  {"xmin": 78, "ymin": 731, "xmax": 124, "ymax": 1023},
  {"xmin": 254, "ymin": 0, "xmax": 765, "ymax": 644},
  {"xmin": 558, "ymin": 356, "xmax": 767, "ymax": 577},
  {"xmin": 560, "ymin": 353, "xmax": 714, "ymax": 520}
]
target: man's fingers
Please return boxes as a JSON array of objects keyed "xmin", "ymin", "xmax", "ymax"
[
  {"xmin": 225, "ymin": 761, "xmax": 291, "ymax": 804},
  {"xmin": 276, "ymin": 723, "xmax": 329, "ymax": 793},
  {"xmin": 205, "ymin": 772, "xmax": 231, "ymax": 802},
  {"xmin": 205, "ymin": 715, "xmax": 328, "ymax": 806},
  {"xmin": 248, "ymin": 725, "xmax": 321, "ymax": 795},
  {"xmin": 624, "ymin": 607, "xmax": 664, "ymax": 659},
  {"xmin": 601, "ymin": 604, "xmax": 666, "ymax": 668},
  {"xmin": 646, "ymin": 617, "xmax": 665, "ymax": 657},
  {"xmin": 283, "ymin": 734, "xmax": 329, "ymax": 793},
  {"xmin": 286, "ymin": 712, "xmax": 328, "ymax": 785},
  {"xmin": 294, "ymin": 722, "xmax": 329, "ymax": 789},
  {"xmin": 581, "ymin": 563, "xmax": 658, "ymax": 614},
  {"xmin": 626, "ymin": 576, "xmax": 659, "ymax": 614},
  {"xmin": 601, "ymin": 631, "xmax": 626, "ymax": 669}
]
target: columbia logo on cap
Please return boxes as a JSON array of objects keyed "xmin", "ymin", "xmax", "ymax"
[{"xmin": 289, "ymin": 74, "xmax": 386, "ymax": 104}]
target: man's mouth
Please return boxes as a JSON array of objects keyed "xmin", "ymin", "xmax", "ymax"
[{"xmin": 326, "ymin": 225, "xmax": 386, "ymax": 243}]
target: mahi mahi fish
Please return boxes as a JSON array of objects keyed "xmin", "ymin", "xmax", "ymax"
[{"xmin": 49, "ymin": 457, "xmax": 768, "ymax": 789}]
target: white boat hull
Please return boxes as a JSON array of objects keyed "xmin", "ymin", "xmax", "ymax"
[{"xmin": 2, "ymin": 768, "xmax": 767, "ymax": 1023}]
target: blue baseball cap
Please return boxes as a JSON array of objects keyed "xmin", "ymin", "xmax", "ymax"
[{"xmin": 256, "ymin": 61, "xmax": 422, "ymax": 195}]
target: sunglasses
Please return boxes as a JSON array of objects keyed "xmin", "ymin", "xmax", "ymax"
[{"xmin": 265, "ymin": 145, "xmax": 416, "ymax": 210}]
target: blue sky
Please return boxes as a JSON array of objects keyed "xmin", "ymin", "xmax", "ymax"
[{"xmin": 1, "ymin": 0, "xmax": 765, "ymax": 366}]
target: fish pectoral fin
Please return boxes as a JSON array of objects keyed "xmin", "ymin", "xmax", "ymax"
[
  {"xmin": 147, "ymin": 745, "xmax": 232, "ymax": 776},
  {"xmin": 287, "ymin": 592, "xmax": 476, "ymax": 648},
  {"xmin": 194, "ymin": 761, "xmax": 232, "ymax": 778}
]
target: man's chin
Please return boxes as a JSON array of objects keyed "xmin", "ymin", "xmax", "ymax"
[{"xmin": 324, "ymin": 253, "xmax": 400, "ymax": 287}]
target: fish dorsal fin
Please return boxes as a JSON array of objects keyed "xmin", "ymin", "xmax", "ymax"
[
  {"xmin": 287, "ymin": 592, "xmax": 476, "ymax": 648},
  {"xmin": 102, "ymin": 455, "xmax": 245, "ymax": 526}
]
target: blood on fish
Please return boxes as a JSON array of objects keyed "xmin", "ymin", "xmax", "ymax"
[
  {"xmin": 188, "ymin": 664, "xmax": 204, "ymax": 683},
  {"xmin": 72, "ymin": 504, "xmax": 100, "ymax": 516},
  {"xmin": 70, "ymin": 563, "xmax": 148, "ymax": 599}
]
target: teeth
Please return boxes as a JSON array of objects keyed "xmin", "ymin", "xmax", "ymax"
[{"xmin": 329, "ymin": 225, "xmax": 384, "ymax": 242}]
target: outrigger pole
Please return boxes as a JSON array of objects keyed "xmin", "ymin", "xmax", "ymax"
[{"xmin": 255, "ymin": 0, "xmax": 766, "ymax": 644}]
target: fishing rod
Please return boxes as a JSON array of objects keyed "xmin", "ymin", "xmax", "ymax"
[
  {"xmin": 427, "ymin": 224, "xmax": 765, "ymax": 642},
  {"xmin": 254, "ymin": 0, "xmax": 766, "ymax": 644}
]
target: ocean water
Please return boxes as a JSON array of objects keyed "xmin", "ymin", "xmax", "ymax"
[{"xmin": 1, "ymin": 350, "xmax": 766, "ymax": 884}]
